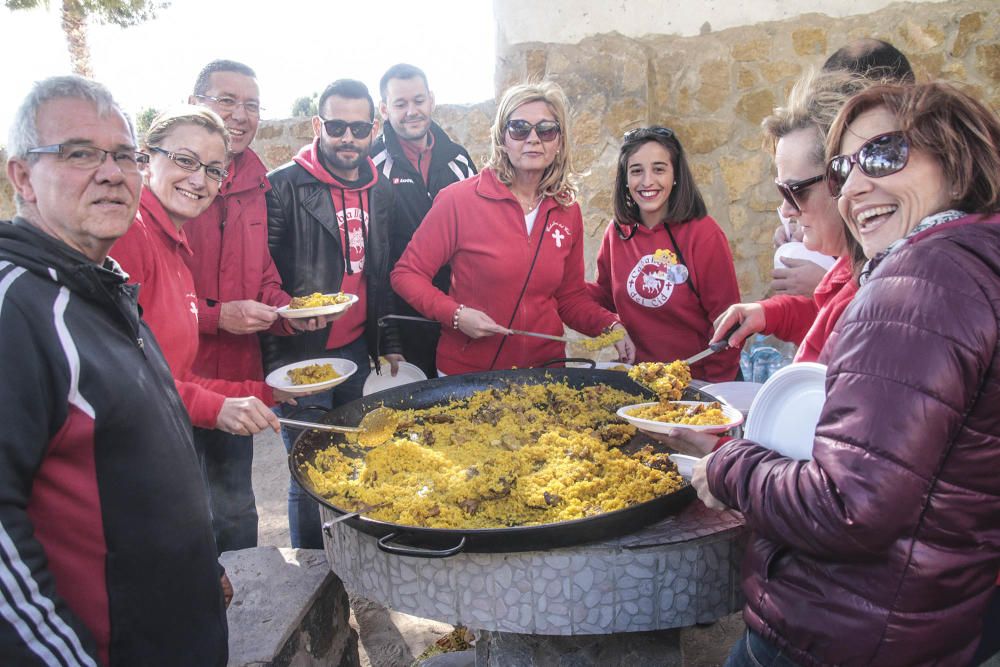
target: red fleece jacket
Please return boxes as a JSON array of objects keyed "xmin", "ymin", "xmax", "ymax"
[
  {"xmin": 587, "ymin": 216, "xmax": 741, "ymax": 382},
  {"xmin": 391, "ymin": 168, "xmax": 618, "ymax": 374},
  {"xmin": 112, "ymin": 189, "xmax": 273, "ymax": 428},
  {"xmin": 759, "ymin": 255, "xmax": 858, "ymax": 363}
]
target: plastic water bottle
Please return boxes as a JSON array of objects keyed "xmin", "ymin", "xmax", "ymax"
[{"xmin": 750, "ymin": 346, "xmax": 783, "ymax": 383}]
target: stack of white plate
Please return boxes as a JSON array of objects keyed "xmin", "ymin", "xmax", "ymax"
[
  {"xmin": 700, "ymin": 381, "xmax": 765, "ymax": 417},
  {"xmin": 362, "ymin": 360, "xmax": 428, "ymax": 396},
  {"xmin": 743, "ymin": 362, "xmax": 827, "ymax": 460}
]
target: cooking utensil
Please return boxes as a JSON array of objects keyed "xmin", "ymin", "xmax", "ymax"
[
  {"xmin": 279, "ymin": 406, "xmax": 399, "ymax": 447},
  {"xmin": 289, "ymin": 368, "xmax": 706, "ymax": 557},
  {"xmin": 682, "ymin": 323, "xmax": 741, "ymax": 366},
  {"xmin": 322, "ymin": 503, "xmax": 388, "ymax": 535},
  {"xmin": 507, "ymin": 329, "xmax": 572, "ymax": 343},
  {"xmin": 378, "ymin": 315, "xmax": 573, "ymax": 344}
]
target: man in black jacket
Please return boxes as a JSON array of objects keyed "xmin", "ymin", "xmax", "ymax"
[
  {"xmin": 372, "ymin": 64, "xmax": 477, "ymax": 376},
  {"xmin": 264, "ymin": 79, "xmax": 402, "ymax": 548},
  {"xmin": 1, "ymin": 76, "xmax": 227, "ymax": 666}
]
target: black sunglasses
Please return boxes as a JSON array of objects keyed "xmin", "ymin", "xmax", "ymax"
[
  {"xmin": 505, "ymin": 119, "xmax": 560, "ymax": 142},
  {"xmin": 775, "ymin": 174, "xmax": 824, "ymax": 214},
  {"xmin": 623, "ymin": 126, "xmax": 675, "ymax": 142},
  {"xmin": 320, "ymin": 118, "xmax": 375, "ymax": 139},
  {"xmin": 826, "ymin": 131, "xmax": 909, "ymax": 197}
]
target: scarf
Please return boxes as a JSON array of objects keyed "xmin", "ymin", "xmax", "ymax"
[{"xmin": 858, "ymin": 209, "xmax": 967, "ymax": 285}]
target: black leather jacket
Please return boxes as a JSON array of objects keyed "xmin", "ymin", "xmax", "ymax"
[{"xmin": 261, "ymin": 155, "xmax": 401, "ymax": 374}]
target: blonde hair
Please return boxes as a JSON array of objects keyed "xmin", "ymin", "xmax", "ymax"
[
  {"xmin": 142, "ymin": 104, "xmax": 230, "ymax": 156},
  {"xmin": 486, "ymin": 81, "xmax": 578, "ymax": 206}
]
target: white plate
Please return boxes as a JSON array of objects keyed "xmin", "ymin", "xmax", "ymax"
[
  {"xmin": 700, "ymin": 381, "xmax": 765, "ymax": 415},
  {"xmin": 594, "ymin": 361, "xmax": 633, "ymax": 371},
  {"xmin": 773, "ymin": 241, "xmax": 836, "ymax": 271},
  {"xmin": 669, "ymin": 453, "xmax": 701, "ymax": 479},
  {"xmin": 744, "ymin": 362, "xmax": 827, "ymax": 460},
  {"xmin": 617, "ymin": 400, "xmax": 744, "ymax": 434},
  {"xmin": 277, "ymin": 293, "xmax": 358, "ymax": 319},
  {"xmin": 265, "ymin": 358, "xmax": 358, "ymax": 395},
  {"xmin": 362, "ymin": 360, "xmax": 428, "ymax": 396}
]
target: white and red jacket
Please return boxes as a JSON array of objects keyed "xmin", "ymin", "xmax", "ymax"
[
  {"xmin": 587, "ymin": 216, "xmax": 741, "ymax": 382},
  {"xmin": 112, "ymin": 189, "xmax": 273, "ymax": 428},
  {"xmin": 183, "ymin": 148, "xmax": 293, "ymax": 384},
  {"xmin": 392, "ymin": 168, "xmax": 618, "ymax": 374}
]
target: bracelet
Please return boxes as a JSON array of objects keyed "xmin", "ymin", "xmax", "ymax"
[{"xmin": 452, "ymin": 304, "xmax": 465, "ymax": 330}]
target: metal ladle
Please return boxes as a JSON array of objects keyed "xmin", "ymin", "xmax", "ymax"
[{"xmin": 278, "ymin": 406, "xmax": 399, "ymax": 446}]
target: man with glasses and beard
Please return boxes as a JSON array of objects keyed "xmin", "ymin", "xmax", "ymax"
[
  {"xmin": 264, "ymin": 79, "xmax": 402, "ymax": 548},
  {"xmin": 371, "ymin": 64, "xmax": 477, "ymax": 377}
]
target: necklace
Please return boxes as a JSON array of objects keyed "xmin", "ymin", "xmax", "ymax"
[{"xmin": 514, "ymin": 192, "xmax": 542, "ymax": 213}]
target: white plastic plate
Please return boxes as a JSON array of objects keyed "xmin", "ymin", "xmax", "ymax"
[
  {"xmin": 743, "ymin": 362, "xmax": 827, "ymax": 460},
  {"xmin": 277, "ymin": 293, "xmax": 358, "ymax": 319},
  {"xmin": 700, "ymin": 381, "xmax": 765, "ymax": 415},
  {"xmin": 617, "ymin": 400, "xmax": 744, "ymax": 435},
  {"xmin": 265, "ymin": 358, "xmax": 358, "ymax": 395},
  {"xmin": 362, "ymin": 360, "xmax": 428, "ymax": 396}
]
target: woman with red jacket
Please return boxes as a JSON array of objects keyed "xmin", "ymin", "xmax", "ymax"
[
  {"xmin": 112, "ymin": 107, "xmax": 293, "ymax": 435},
  {"xmin": 685, "ymin": 82, "xmax": 1000, "ymax": 667},
  {"xmin": 586, "ymin": 127, "xmax": 740, "ymax": 382},
  {"xmin": 392, "ymin": 81, "xmax": 634, "ymax": 374},
  {"xmin": 712, "ymin": 71, "xmax": 868, "ymax": 363}
]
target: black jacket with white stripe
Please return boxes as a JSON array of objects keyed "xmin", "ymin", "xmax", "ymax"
[
  {"xmin": 371, "ymin": 121, "xmax": 476, "ymax": 374},
  {"xmin": 0, "ymin": 219, "xmax": 227, "ymax": 666}
]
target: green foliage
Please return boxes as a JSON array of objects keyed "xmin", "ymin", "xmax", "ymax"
[
  {"xmin": 291, "ymin": 93, "xmax": 318, "ymax": 118},
  {"xmin": 4, "ymin": 0, "xmax": 170, "ymax": 27},
  {"xmin": 135, "ymin": 106, "xmax": 159, "ymax": 139}
]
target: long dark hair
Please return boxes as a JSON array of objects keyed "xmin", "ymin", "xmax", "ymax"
[{"xmin": 613, "ymin": 127, "xmax": 706, "ymax": 236}]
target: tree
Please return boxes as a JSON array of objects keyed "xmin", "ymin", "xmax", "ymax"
[
  {"xmin": 291, "ymin": 93, "xmax": 318, "ymax": 118},
  {"xmin": 5, "ymin": 0, "xmax": 168, "ymax": 78},
  {"xmin": 135, "ymin": 106, "xmax": 159, "ymax": 139}
]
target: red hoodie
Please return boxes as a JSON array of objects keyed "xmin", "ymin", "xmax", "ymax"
[
  {"xmin": 111, "ymin": 189, "xmax": 273, "ymax": 428},
  {"xmin": 391, "ymin": 168, "xmax": 619, "ymax": 374},
  {"xmin": 587, "ymin": 217, "xmax": 741, "ymax": 382},
  {"xmin": 292, "ymin": 139, "xmax": 373, "ymax": 349},
  {"xmin": 184, "ymin": 148, "xmax": 293, "ymax": 384}
]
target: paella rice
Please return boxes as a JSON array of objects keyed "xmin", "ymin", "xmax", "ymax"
[
  {"xmin": 301, "ymin": 382, "xmax": 686, "ymax": 529},
  {"xmin": 627, "ymin": 361, "xmax": 691, "ymax": 401},
  {"xmin": 287, "ymin": 363, "xmax": 339, "ymax": 385},
  {"xmin": 627, "ymin": 400, "xmax": 728, "ymax": 425},
  {"xmin": 289, "ymin": 291, "xmax": 351, "ymax": 309}
]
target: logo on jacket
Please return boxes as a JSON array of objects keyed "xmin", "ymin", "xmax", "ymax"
[
  {"xmin": 548, "ymin": 221, "xmax": 571, "ymax": 248},
  {"xmin": 392, "ymin": 177, "xmax": 415, "ymax": 185},
  {"xmin": 187, "ymin": 293, "xmax": 199, "ymax": 321},
  {"xmin": 626, "ymin": 255, "xmax": 675, "ymax": 308},
  {"xmin": 337, "ymin": 207, "xmax": 368, "ymax": 273}
]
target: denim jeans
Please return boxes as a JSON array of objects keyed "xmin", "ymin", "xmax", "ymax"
[
  {"xmin": 275, "ymin": 336, "xmax": 370, "ymax": 549},
  {"xmin": 724, "ymin": 630, "xmax": 803, "ymax": 667},
  {"xmin": 192, "ymin": 428, "xmax": 257, "ymax": 554}
]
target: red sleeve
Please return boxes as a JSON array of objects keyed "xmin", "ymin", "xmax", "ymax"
[
  {"xmin": 174, "ymin": 372, "xmax": 275, "ymax": 429},
  {"xmin": 109, "ymin": 218, "xmax": 150, "ymax": 286},
  {"xmin": 390, "ymin": 189, "xmax": 462, "ymax": 324},
  {"xmin": 759, "ymin": 294, "xmax": 818, "ymax": 345},
  {"xmin": 687, "ymin": 218, "xmax": 741, "ymax": 382},
  {"xmin": 586, "ymin": 222, "xmax": 616, "ymax": 311},
  {"xmin": 554, "ymin": 205, "xmax": 618, "ymax": 336}
]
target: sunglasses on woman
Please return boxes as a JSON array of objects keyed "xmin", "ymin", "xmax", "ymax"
[
  {"xmin": 321, "ymin": 119, "xmax": 375, "ymax": 139},
  {"xmin": 826, "ymin": 131, "xmax": 910, "ymax": 197},
  {"xmin": 505, "ymin": 119, "xmax": 561, "ymax": 142},
  {"xmin": 775, "ymin": 174, "xmax": 824, "ymax": 213},
  {"xmin": 623, "ymin": 126, "xmax": 674, "ymax": 142}
]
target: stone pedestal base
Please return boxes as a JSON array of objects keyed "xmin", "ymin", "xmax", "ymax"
[
  {"xmin": 221, "ymin": 547, "xmax": 360, "ymax": 667},
  {"xmin": 476, "ymin": 629, "xmax": 682, "ymax": 667}
]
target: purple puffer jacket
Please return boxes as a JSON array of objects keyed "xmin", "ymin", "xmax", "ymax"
[{"xmin": 707, "ymin": 214, "xmax": 1000, "ymax": 666}]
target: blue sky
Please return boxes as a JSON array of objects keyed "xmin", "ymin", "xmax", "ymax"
[{"xmin": 1, "ymin": 0, "xmax": 496, "ymax": 143}]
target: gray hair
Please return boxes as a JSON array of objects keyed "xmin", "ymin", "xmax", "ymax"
[{"xmin": 7, "ymin": 75, "xmax": 134, "ymax": 160}]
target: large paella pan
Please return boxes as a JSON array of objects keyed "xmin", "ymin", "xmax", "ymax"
[{"xmin": 289, "ymin": 367, "xmax": 715, "ymax": 557}]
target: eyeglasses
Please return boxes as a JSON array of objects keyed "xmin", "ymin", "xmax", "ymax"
[
  {"xmin": 775, "ymin": 174, "xmax": 825, "ymax": 214},
  {"xmin": 505, "ymin": 119, "xmax": 561, "ymax": 142},
  {"xmin": 27, "ymin": 143, "xmax": 149, "ymax": 171},
  {"xmin": 320, "ymin": 118, "xmax": 375, "ymax": 139},
  {"xmin": 623, "ymin": 126, "xmax": 675, "ymax": 142},
  {"xmin": 826, "ymin": 131, "xmax": 909, "ymax": 197},
  {"xmin": 150, "ymin": 146, "xmax": 229, "ymax": 182},
  {"xmin": 194, "ymin": 94, "xmax": 263, "ymax": 116}
]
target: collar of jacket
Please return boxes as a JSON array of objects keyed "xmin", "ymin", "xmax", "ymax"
[
  {"xmin": 379, "ymin": 120, "xmax": 456, "ymax": 161},
  {"xmin": 294, "ymin": 138, "xmax": 379, "ymax": 191},
  {"xmin": 220, "ymin": 148, "xmax": 271, "ymax": 197},
  {"xmin": 138, "ymin": 188, "xmax": 193, "ymax": 256},
  {"xmin": 476, "ymin": 167, "xmax": 561, "ymax": 214}
]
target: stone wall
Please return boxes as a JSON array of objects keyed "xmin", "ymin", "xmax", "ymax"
[
  {"xmin": 494, "ymin": 0, "xmax": 1000, "ymax": 299},
  {"xmin": 3, "ymin": 0, "xmax": 997, "ymax": 300}
]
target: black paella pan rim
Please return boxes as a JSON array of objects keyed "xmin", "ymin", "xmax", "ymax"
[{"xmin": 288, "ymin": 368, "xmax": 713, "ymax": 557}]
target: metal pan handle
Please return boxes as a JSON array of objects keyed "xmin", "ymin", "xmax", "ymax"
[
  {"xmin": 540, "ymin": 357, "xmax": 596, "ymax": 368},
  {"xmin": 376, "ymin": 533, "xmax": 467, "ymax": 558}
]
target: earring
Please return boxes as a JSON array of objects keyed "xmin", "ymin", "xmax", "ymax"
[{"xmin": 673, "ymin": 180, "xmax": 677, "ymax": 185}]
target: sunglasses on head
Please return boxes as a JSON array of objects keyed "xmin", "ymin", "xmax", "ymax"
[
  {"xmin": 321, "ymin": 118, "xmax": 375, "ymax": 139},
  {"xmin": 826, "ymin": 131, "xmax": 909, "ymax": 197},
  {"xmin": 775, "ymin": 174, "xmax": 824, "ymax": 214},
  {"xmin": 505, "ymin": 119, "xmax": 561, "ymax": 142},
  {"xmin": 623, "ymin": 126, "xmax": 675, "ymax": 142}
]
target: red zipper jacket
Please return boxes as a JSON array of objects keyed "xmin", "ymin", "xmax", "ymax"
[
  {"xmin": 391, "ymin": 168, "xmax": 618, "ymax": 374},
  {"xmin": 759, "ymin": 255, "xmax": 858, "ymax": 363},
  {"xmin": 112, "ymin": 189, "xmax": 273, "ymax": 428},
  {"xmin": 183, "ymin": 148, "xmax": 293, "ymax": 384},
  {"xmin": 587, "ymin": 216, "xmax": 741, "ymax": 382}
]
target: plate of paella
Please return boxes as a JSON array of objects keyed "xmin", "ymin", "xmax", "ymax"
[
  {"xmin": 277, "ymin": 292, "xmax": 358, "ymax": 319},
  {"xmin": 265, "ymin": 357, "xmax": 358, "ymax": 395},
  {"xmin": 617, "ymin": 400, "xmax": 743, "ymax": 434}
]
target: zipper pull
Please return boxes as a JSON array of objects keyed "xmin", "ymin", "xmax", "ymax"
[{"xmin": 137, "ymin": 337, "xmax": 145, "ymax": 350}]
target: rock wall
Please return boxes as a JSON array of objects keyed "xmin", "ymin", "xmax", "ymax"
[{"xmin": 2, "ymin": 0, "xmax": 997, "ymax": 300}]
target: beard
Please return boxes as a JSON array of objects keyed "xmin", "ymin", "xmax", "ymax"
[{"xmin": 319, "ymin": 140, "xmax": 368, "ymax": 173}]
